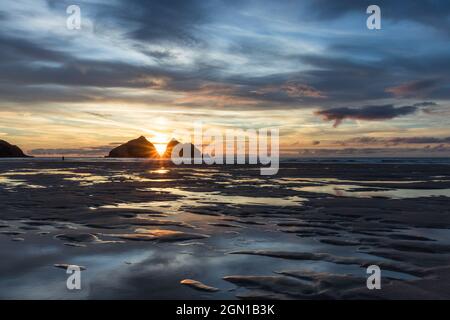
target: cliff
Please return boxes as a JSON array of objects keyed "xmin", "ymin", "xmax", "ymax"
[
  {"xmin": 162, "ymin": 139, "xmax": 202, "ymax": 159},
  {"xmin": 0, "ymin": 140, "xmax": 29, "ymax": 157},
  {"xmin": 107, "ymin": 136, "xmax": 159, "ymax": 158}
]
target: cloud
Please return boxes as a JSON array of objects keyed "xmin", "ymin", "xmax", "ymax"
[
  {"xmin": 297, "ymin": 146, "xmax": 450, "ymax": 157},
  {"xmin": 0, "ymin": 34, "xmax": 69, "ymax": 62},
  {"xmin": 344, "ymin": 136, "xmax": 450, "ymax": 146},
  {"xmin": 315, "ymin": 103, "xmax": 424, "ymax": 127},
  {"xmin": 255, "ymin": 81, "xmax": 325, "ymax": 99},
  {"xmin": 116, "ymin": 0, "xmax": 210, "ymax": 45},
  {"xmin": 0, "ymin": 0, "xmax": 450, "ymax": 154},
  {"xmin": 30, "ymin": 145, "xmax": 113, "ymax": 156},
  {"xmin": 282, "ymin": 82, "xmax": 325, "ymax": 98},
  {"xmin": 1, "ymin": 2, "xmax": 449, "ymax": 110},
  {"xmin": 386, "ymin": 79, "xmax": 440, "ymax": 97},
  {"xmin": 306, "ymin": 0, "xmax": 450, "ymax": 35},
  {"xmin": 85, "ymin": 112, "xmax": 112, "ymax": 119},
  {"xmin": 388, "ymin": 137, "xmax": 450, "ymax": 145}
]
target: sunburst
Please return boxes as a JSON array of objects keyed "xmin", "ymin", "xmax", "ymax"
[
  {"xmin": 154, "ymin": 143, "xmax": 167, "ymax": 156},
  {"xmin": 148, "ymin": 132, "xmax": 169, "ymax": 156}
]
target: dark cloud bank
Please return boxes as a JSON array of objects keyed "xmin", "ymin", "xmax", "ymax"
[{"xmin": 315, "ymin": 102, "xmax": 436, "ymax": 127}]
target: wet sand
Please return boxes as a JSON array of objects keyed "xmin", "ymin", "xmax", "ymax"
[{"xmin": 0, "ymin": 160, "xmax": 449, "ymax": 299}]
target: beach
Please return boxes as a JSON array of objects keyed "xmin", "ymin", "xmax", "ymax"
[{"xmin": 0, "ymin": 159, "xmax": 449, "ymax": 299}]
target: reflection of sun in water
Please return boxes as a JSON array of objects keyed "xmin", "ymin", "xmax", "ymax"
[{"xmin": 149, "ymin": 168, "xmax": 169, "ymax": 174}]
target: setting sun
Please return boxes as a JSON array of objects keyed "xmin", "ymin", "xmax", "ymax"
[
  {"xmin": 154, "ymin": 143, "xmax": 167, "ymax": 156},
  {"xmin": 148, "ymin": 132, "xmax": 169, "ymax": 156}
]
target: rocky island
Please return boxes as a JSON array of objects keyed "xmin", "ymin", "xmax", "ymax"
[
  {"xmin": 162, "ymin": 138, "xmax": 202, "ymax": 159},
  {"xmin": 0, "ymin": 140, "xmax": 29, "ymax": 157},
  {"xmin": 107, "ymin": 136, "xmax": 159, "ymax": 158}
]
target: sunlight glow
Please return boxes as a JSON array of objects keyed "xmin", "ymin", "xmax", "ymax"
[
  {"xmin": 147, "ymin": 132, "xmax": 169, "ymax": 156},
  {"xmin": 154, "ymin": 143, "xmax": 166, "ymax": 156}
]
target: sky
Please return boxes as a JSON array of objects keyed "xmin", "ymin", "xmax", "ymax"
[{"xmin": 0, "ymin": 0, "xmax": 449, "ymax": 157}]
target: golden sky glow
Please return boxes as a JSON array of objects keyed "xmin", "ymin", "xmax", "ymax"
[{"xmin": 1, "ymin": 1, "xmax": 449, "ymax": 157}]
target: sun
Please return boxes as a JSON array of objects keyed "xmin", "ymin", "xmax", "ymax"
[
  {"xmin": 154, "ymin": 143, "xmax": 166, "ymax": 156},
  {"xmin": 148, "ymin": 132, "xmax": 169, "ymax": 156}
]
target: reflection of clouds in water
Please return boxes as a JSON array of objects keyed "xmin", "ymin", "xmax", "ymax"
[
  {"xmin": 0, "ymin": 168, "xmax": 176, "ymax": 187},
  {"xmin": 275, "ymin": 177, "xmax": 426, "ymax": 184},
  {"xmin": 106, "ymin": 186, "xmax": 305, "ymax": 208},
  {"xmin": 0, "ymin": 176, "xmax": 45, "ymax": 189},
  {"xmin": 273, "ymin": 177, "xmax": 450, "ymax": 199},
  {"xmin": 89, "ymin": 251, "xmax": 213, "ymax": 299},
  {"xmin": 1, "ymin": 162, "xmax": 450, "ymax": 298},
  {"xmin": 295, "ymin": 184, "xmax": 450, "ymax": 199}
]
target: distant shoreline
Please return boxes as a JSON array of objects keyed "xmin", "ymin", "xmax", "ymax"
[{"xmin": 1, "ymin": 156, "xmax": 450, "ymax": 165}]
